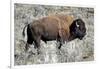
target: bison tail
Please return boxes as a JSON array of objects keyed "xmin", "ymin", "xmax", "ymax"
[{"xmin": 22, "ymin": 24, "xmax": 28, "ymax": 38}]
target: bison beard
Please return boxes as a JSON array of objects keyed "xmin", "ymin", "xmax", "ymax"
[{"xmin": 22, "ymin": 15, "xmax": 86, "ymax": 54}]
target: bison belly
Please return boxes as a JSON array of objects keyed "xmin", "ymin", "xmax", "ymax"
[{"xmin": 41, "ymin": 23, "xmax": 59, "ymax": 41}]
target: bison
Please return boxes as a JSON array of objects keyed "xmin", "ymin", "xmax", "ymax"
[{"xmin": 22, "ymin": 14, "xmax": 86, "ymax": 54}]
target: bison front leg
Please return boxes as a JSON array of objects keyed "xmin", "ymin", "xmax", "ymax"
[
  {"xmin": 57, "ymin": 29, "xmax": 69, "ymax": 49},
  {"xmin": 25, "ymin": 37, "xmax": 33, "ymax": 52},
  {"xmin": 57, "ymin": 29, "xmax": 66, "ymax": 49},
  {"xmin": 58, "ymin": 39, "xmax": 63, "ymax": 49},
  {"xmin": 57, "ymin": 33, "xmax": 65, "ymax": 49},
  {"xmin": 58, "ymin": 43, "xmax": 62, "ymax": 49},
  {"xmin": 56, "ymin": 36, "xmax": 63, "ymax": 49}
]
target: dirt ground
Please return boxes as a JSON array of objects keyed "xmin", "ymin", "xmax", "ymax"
[{"xmin": 14, "ymin": 3, "xmax": 94, "ymax": 65}]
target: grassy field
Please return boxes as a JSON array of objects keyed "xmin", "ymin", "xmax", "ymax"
[{"xmin": 14, "ymin": 3, "xmax": 94, "ymax": 65}]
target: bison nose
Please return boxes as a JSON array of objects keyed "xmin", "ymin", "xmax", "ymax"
[
  {"xmin": 79, "ymin": 37, "xmax": 83, "ymax": 40},
  {"xmin": 82, "ymin": 32, "xmax": 86, "ymax": 37},
  {"xmin": 84, "ymin": 32, "xmax": 86, "ymax": 36},
  {"xmin": 79, "ymin": 33, "xmax": 86, "ymax": 40},
  {"xmin": 81, "ymin": 32, "xmax": 86, "ymax": 36}
]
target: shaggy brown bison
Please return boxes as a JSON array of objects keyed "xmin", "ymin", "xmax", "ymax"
[{"xmin": 22, "ymin": 14, "xmax": 86, "ymax": 53}]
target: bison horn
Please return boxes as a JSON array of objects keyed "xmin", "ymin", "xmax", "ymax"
[{"xmin": 76, "ymin": 22, "xmax": 79, "ymax": 27}]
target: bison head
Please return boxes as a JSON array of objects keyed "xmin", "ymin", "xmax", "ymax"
[{"xmin": 70, "ymin": 19, "xmax": 86, "ymax": 40}]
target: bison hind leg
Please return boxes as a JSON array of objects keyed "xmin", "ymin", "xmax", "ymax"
[
  {"xmin": 25, "ymin": 43, "xmax": 29, "ymax": 52},
  {"xmin": 33, "ymin": 36, "xmax": 41, "ymax": 54},
  {"xmin": 25, "ymin": 39, "xmax": 33, "ymax": 52}
]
